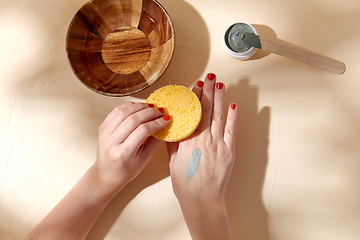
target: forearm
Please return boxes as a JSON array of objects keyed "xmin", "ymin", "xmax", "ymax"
[
  {"xmin": 24, "ymin": 102, "xmax": 169, "ymax": 239},
  {"xmin": 24, "ymin": 164, "xmax": 120, "ymax": 240},
  {"xmin": 180, "ymin": 200, "xmax": 236, "ymax": 240}
]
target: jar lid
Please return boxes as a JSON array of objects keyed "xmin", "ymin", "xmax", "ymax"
[{"xmin": 222, "ymin": 22, "xmax": 258, "ymax": 60}]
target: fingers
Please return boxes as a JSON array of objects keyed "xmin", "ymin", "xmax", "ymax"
[
  {"xmin": 137, "ymin": 136, "xmax": 161, "ymax": 164},
  {"xmin": 193, "ymin": 73, "xmax": 237, "ymax": 149},
  {"xmin": 197, "ymin": 73, "xmax": 216, "ymax": 132},
  {"xmin": 99, "ymin": 102, "xmax": 170, "ymax": 149},
  {"xmin": 224, "ymin": 103, "xmax": 238, "ymax": 150},
  {"xmin": 123, "ymin": 115, "xmax": 171, "ymax": 150},
  {"xmin": 211, "ymin": 82, "xmax": 225, "ymax": 138},
  {"xmin": 100, "ymin": 102, "xmax": 152, "ymax": 135},
  {"xmin": 99, "ymin": 102, "xmax": 134, "ymax": 133},
  {"xmin": 189, "ymin": 81, "xmax": 203, "ymax": 139},
  {"xmin": 113, "ymin": 106, "xmax": 165, "ymax": 143},
  {"xmin": 192, "ymin": 80, "xmax": 204, "ymax": 99}
]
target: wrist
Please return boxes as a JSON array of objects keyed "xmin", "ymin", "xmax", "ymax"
[
  {"xmin": 177, "ymin": 190, "xmax": 226, "ymax": 213},
  {"xmin": 180, "ymin": 197, "xmax": 227, "ymax": 218},
  {"xmin": 80, "ymin": 164, "xmax": 124, "ymax": 206},
  {"xmin": 179, "ymin": 199, "xmax": 234, "ymax": 240}
]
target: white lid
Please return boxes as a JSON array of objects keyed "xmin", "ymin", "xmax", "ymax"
[{"xmin": 222, "ymin": 22, "xmax": 258, "ymax": 60}]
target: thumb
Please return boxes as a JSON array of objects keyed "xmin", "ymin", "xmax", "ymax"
[{"xmin": 138, "ymin": 136, "xmax": 160, "ymax": 164}]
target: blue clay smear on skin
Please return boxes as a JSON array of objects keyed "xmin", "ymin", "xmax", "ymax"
[{"xmin": 186, "ymin": 149, "xmax": 202, "ymax": 179}]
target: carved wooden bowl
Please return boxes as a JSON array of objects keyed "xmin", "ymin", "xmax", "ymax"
[{"xmin": 66, "ymin": 0, "xmax": 175, "ymax": 96}]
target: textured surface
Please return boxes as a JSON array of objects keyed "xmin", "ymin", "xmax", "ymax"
[
  {"xmin": 146, "ymin": 85, "xmax": 201, "ymax": 142},
  {"xmin": 1, "ymin": 0, "xmax": 360, "ymax": 239}
]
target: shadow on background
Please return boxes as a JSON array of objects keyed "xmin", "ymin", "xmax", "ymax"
[
  {"xmin": 87, "ymin": 142, "xmax": 170, "ymax": 239},
  {"xmin": 225, "ymin": 78, "xmax": 271, "ymax": 240},
  {"xmin": 3, "ymin": 0, "xmax": 208, "ymax": 238},
  {"xmin": 248, "ymin": 24, "xmax": 276, "ymax": 60},
  {"xmin": 248, "ymin": 23, "xmax": 340, "ymax": 66},
  {"xmin": 86, "ymin": 1, "xmax": 210, "ymax": 237},
  {"xmin": 133, "ymin": 0, "xmax": 210, "ymax": 99},
  {"xmin": 4, "ymin": 0, "xmax": 360, "ymax": 239}
]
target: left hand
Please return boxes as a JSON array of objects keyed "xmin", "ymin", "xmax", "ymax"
[{"xmin": 167, "ymin": 73, "xmax": 238, "ymax": 209}]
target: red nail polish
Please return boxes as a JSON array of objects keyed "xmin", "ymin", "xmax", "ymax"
[
  {"xmin": 216, "ymin": 82, "xmax": 224, "ymax": 90},
  {"xmin": 158, "ymin": 107, "xmax": 164, "ymax": 113},
  {"xmin": 148, "ymin": 103, "xmax": 154, "ymax": 108},
  {"xmin": 163, "ymin": 115, "xmax": 171, "ymax": 121},
  {"xmin": 207, "ymin": 73, "xmax": 216, "ymax": 81},
  {"xmin": 197, "ymin": 81, "xmax": 204, "ymax": 88},
  {"xmin": 231, "ymin": 103, "xmax": 236, "ymax": 110}
]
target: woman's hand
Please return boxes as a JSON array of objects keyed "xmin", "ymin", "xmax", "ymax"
[
  {"xmin": 95, "ymin": 102, "xmax": 170, "ymax": 194},
  {"xmin": 167, "ymin": 73, "xmax": 238, "ymax": 240},
  {"xmin": 24, "ymin": 102, "xmax": 170, "ymax": 240}
]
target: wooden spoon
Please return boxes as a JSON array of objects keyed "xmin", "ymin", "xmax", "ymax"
[{"xmin": 242, "ymin": 32, "xmax": 346, "ymax": 74}]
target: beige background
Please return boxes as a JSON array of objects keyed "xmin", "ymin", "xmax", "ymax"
[{"xmin": 1, "ymin": 0, "xmax": 360, "ymax": 239}]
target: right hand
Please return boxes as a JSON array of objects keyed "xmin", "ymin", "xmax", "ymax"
[{"xmin": 95, "ymin": 102, "xmax": 170, "ymax": 194}]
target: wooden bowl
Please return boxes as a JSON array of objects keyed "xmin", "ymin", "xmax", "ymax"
[{"xmin": 66, "ymin": 0, "xmax": 175, "ymax": 96}]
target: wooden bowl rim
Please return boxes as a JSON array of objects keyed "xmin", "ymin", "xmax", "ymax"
[{"xmin": 65, "ymin": 0, "xmax": 175, "ymax": 97}]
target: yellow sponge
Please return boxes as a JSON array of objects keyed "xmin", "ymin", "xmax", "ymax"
[{"xmin": 146, "ymin": 85, "xmax": 202, "ymax": 142}]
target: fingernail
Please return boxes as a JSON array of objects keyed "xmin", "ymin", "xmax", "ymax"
[
  {"xmin": 197, "ymin": 81, "xmax": 204, "ymax": 88},
  {"xmin": 148, "ymin": 103, "xmax": 154, "ymax": 108},
  {"xmin": 231, "ymin": 103, "xmax": 237, "ymax": 110},
  {"xmin": 207, "ymin": 73, "xmax": 216, "ymax": 81},
  {"xmin": 158, "ymin": 107, "xmax": 164, "ymax": 113},
  {"xmin": 163, "ymin": 115, "xmax": 171, "ymax": 121},
  {"xmin": 216, "ymin": 82, "xmax": 224, "ymax": 90}
]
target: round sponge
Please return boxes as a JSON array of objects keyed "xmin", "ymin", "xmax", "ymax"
[{"xmin": 146, "ymin": 85, "xmax": 202, "ymax": 142}]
